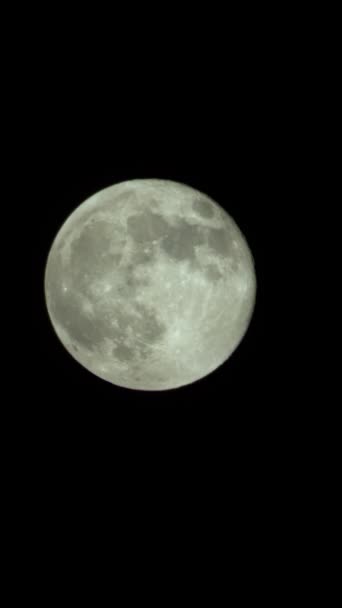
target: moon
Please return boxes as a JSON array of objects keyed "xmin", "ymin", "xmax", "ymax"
[{"xmin": 44, "ymin": 179, "xmax": 256, "ymax": 391}]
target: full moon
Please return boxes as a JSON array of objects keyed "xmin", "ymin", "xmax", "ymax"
[{"xmin": 44, "ymin": 179, "xmax": 256, "ymax": 391}]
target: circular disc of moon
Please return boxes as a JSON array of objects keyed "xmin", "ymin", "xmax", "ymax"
[{"xmin": 44, "ymin": 179, "xmax": 256, "ymax": 391}]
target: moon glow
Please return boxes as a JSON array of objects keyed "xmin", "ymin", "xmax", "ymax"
[{"xmin": 44, "ymin": 179, "xmax": 256, "ymax": 391}]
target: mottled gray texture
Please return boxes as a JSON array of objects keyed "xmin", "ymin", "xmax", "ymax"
[
  {"xmin": 127, "ymin": 210, "xmax": 169, "ymax": 243},
  {"xmin": 207, "ymin": 227, "xmax": 232, "ymax": 257},
  {"xmin": 161, "ymin": 221, "xmax": 205, "ymax": 262},
  {"xmin": 192, "ymin": 197, "xmax": 215, "ymax": 218},
  {"xmin": 204, "ymin": 263, "xmax": 223, "ymax": 282},
  {"xmin": 45, "ymin": 179, "xmax": 256, "ymax": 391}
]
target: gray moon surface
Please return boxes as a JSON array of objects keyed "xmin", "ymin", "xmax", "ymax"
[{"xmin": 44, "ymin": 179, "xmax": 256, "ymax": 391}]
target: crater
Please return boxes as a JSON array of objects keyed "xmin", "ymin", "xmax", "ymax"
[
  {"xmin": 114, "ymin": 189, "xmax": 134, "ymax": 204},
  {"xmin": 71, "ymin": 219, "xmax": 114, "ymax": 260},
  {"xmin": 204, "ymin": 263, "xmax": 223, "ymax": 282},
  {"xmin": 160, "ymin": 220, "xmax": 205, "ymax": 262},
  {"xmin": 111, "ymin": 253, "xmax": 122, "ymax": 265},
  {"xmin": 149, "ymin": 198, "xmax": 160, "ymax": 210},
  {"xmin": 134, "ymin": 302, "xmax": 166, "ymax": 343},
  {"xmin": 116, "ymin": 263, "xmax": 150, "ymax": 296},
  {"xmin": 49, "ymin": 287, "xmax": 110, "ymax": 351},
  {"xmin": 112, "ymin": 343, "xmax": 135, "ymax": 362},
  {"xmin": 106, "ymin": 302, "xmax": 166, "ymax": 351},
  {"xmin": 122, "ymin": 265, "xmax": 137, "ymax": 288},
  {"xmin": 207, "ymin": 227, "xmax": 232, "ymax": 257},
  {"xmin": 116, "ymin": 281, "xmax": 137, "ymax": 298},
  {"xmin": 127, "ymin": 210, "xmax": 169, "ymax": 243},
  {"xmin": 130, "ymin": 247, "xmax": 155, "ymax": 266},
  {"xmin": 69, "ymin": 220, "xmax": 122, "ymax": 291},
  {"xmin": 137, "ymin": 343, "xmax": 153, "ymax": 359},
  {"xmin": 192, "ymin": 197, "xmax": 215, "ymax": 218}
]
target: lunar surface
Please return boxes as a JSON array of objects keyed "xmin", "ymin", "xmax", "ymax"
[{"xmin": 44, "ymin": 179, "xmax": 256, "ymax": 390}]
